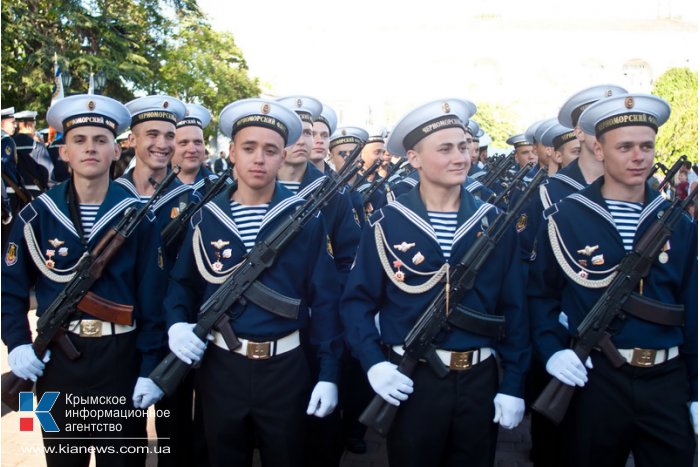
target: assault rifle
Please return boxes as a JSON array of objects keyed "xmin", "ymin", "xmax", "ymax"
[
  {"xmin": 351, "ymin": 159, "xmax": 382, "ymax": 192},
  {"xmin": 656, "ymin": 155, "xmax": 687, "ymax": 195},
  {"xmin": 487, "ymin": 162, "xmax": 534, "ymax": 206},
  {"xmin": 1, "ymin": 170, "xmax": 33, "ymax": 207},
  {"xmin": 359, "ymin": 168, "xmax": 547, "ymax": 436},
  {"xmin": 480, "ymin": 151, "xmax": 515, "ymax": 191},
  {"xmin": 161, "ymin": 173, "xmax": 232, "ymax": 253},
  {"xmin": 1, "ymin": 168, "xmax": 180, "ymax": 410},
  {"xmin": 532, "ymin": 184, "xmax": 697, "ymax": 425},
  {"xmin": 149, "ymin": 157, "xmax": 362, "ymax": 397},
  {"xmin": 361, "ymin": 160, "xmax": 403, "ymax": 205}
]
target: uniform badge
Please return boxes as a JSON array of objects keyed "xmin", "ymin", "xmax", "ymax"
[
  {"xmin": 515, "ymin": 214, "xmax": 527, "ymax": 233},
  {"xmin": 170, "ymin": 207, "xmax": 180, "ymax": 219},
  {"xmin": 578, "ymin": 270, "xmax": 589, "ymax": 279},
  {"xmin": 576, "ymin": 245, "xmax": 599, "ymax": 256},
  {"xmin": 222, "ymin": 248, "xmax": 232, "ymax": 259},
  {"xmin": 48, "ymin": 238, "xmax": 64, "ymax": 248},
  {"xmin": 577, "ymin": 259, "xmax": 588, "ymax": 267},
  {"xmin": 658, "ymin": 240, "xmax": 670, "ymax": 264},
  {"xmin": 393, "ymin": 242, "xmax": 415, "ymax": 253},
  {"xmin": 393, "ymin": 260, "xmax": 405, "ymax": 282},
  {"xmin": 326, "ymin": 235, "xmax": 334, "ymax": 258},
  {"xmin": 412, "ymin": 252, "xmax": 424, "ymax": 265},
  {"xmin": 58, "ymin": 247, "xmax": 68, "ymax": 256},
  {"xmin": 5, "ymin": 242, "xmax": 17, "ymax": 266},
  {"xmin": 4, "ymin": 145, "xmax": 10, "ymax": 156},
  {"xmin": 352, "ymin": 208, "xmax": 361, "ymax": 227},
  {"xmin": 45, "ymin": 249, "xmax": 56, "ymax": 269},
  {"xmin": 210, "ymin": 239, "xmax": 230, "ymax": 250},
  {"xmin": 591, "ymin": 254, "xmax": 604, "ymax": 266},
  {"xmin": 212, "ymin": 251, "xmax": 223, "ymax": 272}
]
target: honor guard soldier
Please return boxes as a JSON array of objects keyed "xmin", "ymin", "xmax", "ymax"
[
  {"xmin": 507, "ymin": 132, "xmax": 538, "ymax": 173},
  {"xmin": 341, "ymin": 98, "xmax": 530, "ymax": 467},
  {"xmin": 173, "ymin": 103, "xmax": 218, "ymax": 195},
  {"xmin": 277, "ymin": 95, "xmax": 361, "ymax": 287},
  {"xmin": 312, "ymin": 102, "xmax": 338, "ymax": 176},
  {"xmin": 2, "ymin": 94, "xmax": 162, "ymax": 465},
  {"xmin": 2, "ymin": 107, "xmax": 24, "ymax": 248},
  {"xmin": 477, "ymin": 131, "xmax": 491, "ymax": 168},
  {"xmin": 11, "ymin": 110, "xmax": 53, "ymax": 196},
  {"xmin": 356, "ymin": 130, "xmax": 389, "ymax": 215},
  {"xmin": 163, "ymin": 98, "xmax": 343, "ymax": 467},
  {"xmin": 466, "ymin": 119, "xmax": 483, "ymax": 176},
  {"xmin": 528, "ymin": 93, "xmax": 697, "ymax": 467},
  {"xmin": 329, "ymin": 126, "xmax": 369, "ymax": 227}
]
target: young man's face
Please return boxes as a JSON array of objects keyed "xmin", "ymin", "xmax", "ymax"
[
  {"xmin": 1, "ymin": 117, "xmax": 15, "ymax": 135},
  {"xmin": 129, "ymin": 120, "xmax": 176, "ymax": 171},
  {"xmin": 173, "ymin": 125, "xmax": 206, "ymax": 174},
  {"xmin": 594, "ymin": 126, "xmax": 656, "ymax": 192},
  {"xmin": 59, "ymin": 127, "xmax": 119, "ymax": 181},
  {"xmin": 330, "ymin": 142, "xmax": 357, "ymax": 172},
  {"xmin": 361, "ymin": 142, "xmax": 386, "ymax": 170},
  {"xmin": 557, "ymin": 139, "xmax": 581, "ymax": 168},
  {"xmin": 311, "ymin": 121, "xmax": 330, "ymax": 164},
  {"xmin": 514, "ymin": 145, "xmax": 537, "ymax": 168},
  {"xmin": 284, "ymin": 121, "xmax": 312, "ymax": 167},
  {"xmin": 230, "ymin": 126, "xmax": 286, "ymax": 191},
  {"xmin": 408, "ymin": 127, "xmax": 470, "ymax": 190}
]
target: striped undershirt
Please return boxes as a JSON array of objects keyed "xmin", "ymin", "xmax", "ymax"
[
  {"xmin": 427, "ymin": 211, "xmax": 458, "ymax": 260},
  {"xmin": 230, "ymin": 202, "xmax": 269, "ymax": 252},
  {"xmin": 139, "ymin": 195, "xmax": 151, "ymax": 204},
  {"xmin": 605, "ymin": 199, "xmax": 643, "ymax": 251},
  {"xmin": 279, "ymin": 180, "xmax": 301, "ymax": 195},
  {"xmin": 79, "ymin": 204, "xmax": 99, "ymax": 241}
]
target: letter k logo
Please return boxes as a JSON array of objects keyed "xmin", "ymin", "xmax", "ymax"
[{"xmin": 19, "ymin": 391, "xmax": 59, "ymax": 432}]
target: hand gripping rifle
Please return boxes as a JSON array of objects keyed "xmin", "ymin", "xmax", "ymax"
[
  {"xmin": 359, "ymin": 168, "xmax": 548, "ymax": 436},
  {"xmin": 161, "ymin": 173, "xmax": 232, "ymax": 254},
  {"xmin": 1, "ymin": 168, "xmax": 180, "ymax": 410},
  {"xmin": 149, "ymin": 159, "xmax": 362, "ymax": 397},
  {"xmin": 656, "ymin": 155, "xmax": 687, "ymax": 195},
  {"xmin": 532, "ymin": 183, "xmax": 697, "ymax": 425}
]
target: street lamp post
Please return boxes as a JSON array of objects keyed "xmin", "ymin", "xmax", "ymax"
[{"xmin": 94, "ymin": 70, "xmax": 106, "ymax": 94}]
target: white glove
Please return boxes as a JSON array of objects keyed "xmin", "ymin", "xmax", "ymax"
[
  {"xmin": 545, "ymin": 349, "xmax": 593, "ymax": 387},
  {"xmin": 168, "ymin": 322, "xmax": 207, "ymax": 364},
  {"xmin": 306, "ymin": 381, "xmax": 338, "ymax": 418},
  {"xmin": 366, "ymin": 361, "xmax": 414, "ymax": 406},
  {"xmin": 690, "ymin": 401, "xmax": 697, "ymax": 435},
  {"xmin": 8, "ymin": 344, "xmax": 50, "ymax": 382},
  {"xmin": 493, "ymin": 393, "xmax": 525, "ymax": 429},
  {"xmin": 132, "ymin": 377, "xmax": 165, "ymax": 409}
]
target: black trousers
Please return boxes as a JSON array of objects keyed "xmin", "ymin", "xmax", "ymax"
[
  {"xmin": 526, "ymin": 356, "xmax": 563, "ymax": 467},
  {"xmin": 562, "ymin": 351, "xmax": 695, "ymax": 467},
  {"xmin": 386, "ymin": 351, "xmax": 499, "ymax": 467},
  {"xmin": 36, "ymin": 331, "xmax": 147, "ymax": 467},
  {"xmin": 154, "ymin": 371, "xmax": 197, "ymax": 467},
  {"xmin": 196, "ymin": 345, "xmax": 311, "ymax": 467}
]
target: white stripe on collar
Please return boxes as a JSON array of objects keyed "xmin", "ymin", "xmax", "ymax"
[
  {"xmin": 152, "ymin": 184, "xmax": 193, "ymax": 212},
  {"xmin": 87, "ymin": 198, "xmax": 140, "ymax": 243},
  {"xmin": 37, "ymin": 194, "xmax": 80, "ymax": 239},
  {"xmin": 551, "ymin": 173, "xmax": 585, "ymax": 191},
  {"xmin": 465, "ymin": 180, "xmax": 483, "ymax": 193},
  {"xmin": 259, "ymin": 195, "xmax": 304, "ymax": 232},
  {"xmin": 639, "ymin": 193, "xmax": 665, "ymax": 226},
  {"xmin": 568, "ymin": 193, "xmax": 615, "ymax": 228},
  {"xmin": 204, "ymin": 202, "xmax": 241, "ymax": 242},
  {"xmin": 114, "ymin": 178, "xmax": 140, "ymax": 197},
  {"xmin": 297, "ymin": 176, "xmax": 326, "ymax": 199},
  {"xmin": 387, "ymin": 202, "xmax": 438, "ymax": 242},
  {"xmin": 454, "ymin": 203, "xmax": 495, "ymax": 245}
]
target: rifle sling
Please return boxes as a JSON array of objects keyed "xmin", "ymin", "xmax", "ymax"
[
  {"xmin": 448, "ymin": 304, "xmax": 505, "ymax": 338},
  {"xmin": 621, "ymin": 292, "xmax": 684, "ymax": 326},
  {"xmin": 242, "ymin": 280, "xmax": 300, "ymax": 320}
]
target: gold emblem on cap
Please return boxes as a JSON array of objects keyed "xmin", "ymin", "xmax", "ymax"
[
  {"xmin": 163, "ymin": 101, "xmax": 169, "ymax": 109},
  {"xmin": 625, "ymin": 97, "xmax": 635, "ymax": 109},
  {"xmin": 605, "ymin": 89, "xmax": 612, "ymax": 97},
  {"xmin": 87, "ymin": 100, "xmax": 96, "ymax": 111},
  {"xmin": 341, "ymin": 128, "xmax": 347, "ymax": 136},
  {"xmin": 261, "ymin": 103, "xmax": 270, "ymax": 114},
  {"xmin": 296, "ymin": 98, "xmax": 303, "ymax": 108},
  {"xmin": 442, "ymin": 102, "xmax": 451, "ymax": 113}
]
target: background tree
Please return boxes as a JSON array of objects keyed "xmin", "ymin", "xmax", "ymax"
[
  {"xmin": 652, "ymin": 67, "xmax": 698, "ymax": 165},
  {"xmin": 1, "ymin": 0, "xmax": 258, "ymax": 136},
  {"xmin": 474, "ymin": 102, "xmax": 518, "ymax": 154},
  {"xmin": 155, "ymin": 15, "xmax": 260, "ymax": 143}
]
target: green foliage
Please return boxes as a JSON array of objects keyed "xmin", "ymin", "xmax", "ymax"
[
  {"xmin": 652, "ymin": 67, "xmax": 698, "ymax": 165},
  {"xmin": 473, "ymin": 102, "xmax": 518, "ymax": 152},
  {"xmin": 1, "ymin": 0, "xmax": 258, "ymax": 136}
]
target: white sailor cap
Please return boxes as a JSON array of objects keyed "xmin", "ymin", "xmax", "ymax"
[
  {"xmin": 46, "ymin": 94, "xmax": 131, "ymax": 136},
  {"xmin": 578, "ymin": 93, "xmax": 670, "ymax": 138},
  {"xmin": 466, "ymin": 119, "xmax": 481, "ymax": 138},
  {"xmin": 540, "ymin": 123, "xmax": 577, "ymax": 149},
  {"xmin": 506, "ymin": 133, "xmax": 534, "ymax": 148},
  {"xmin": 1, "ymin": 107, "xmax": 15, "ymax": 119},
  {"xmin": 558, "ymin": 84, "xmax": 628, "ymax": 129},
  {"xmin": 125, "ymin": 95, "xmax": 186, "ymax": 128},
  {"xmin": 315, "ymin": 103, "xmax": 338, "ymax": 134},
  {"xmin": 14, "ymin": 110, "xmax": 38, "ymax": 121},
  {"xmin": 525, "ymin": 119, "xmax": 550, "ymax": 144},
  {"xmin": 386, "ymin": 98, "xmax": 474, "ymax": 158},
  {"xmin": 532, "ymin": 118, "xmax": 560, "ymax": 145},
  {"xmin": 366, "ymin": 127, "xmax": 389, "ymax": 145},
  {"xmin": 330, "ymin": 126, "xmax": 369, "ymax": 149},
  {"xmin": 219, "ymin": 98, "xmax": 303, "ymax": 146},
  {"xmin": 479, "ymin": 131, "xmax": 492, "ymax": 148},
  {"xmin": 177, "ymin": 103, "xmax": 212, "ymax": 129},
  {"xmin": 276, "ymin": 95, "xmax": 323, "ymax": 125}
]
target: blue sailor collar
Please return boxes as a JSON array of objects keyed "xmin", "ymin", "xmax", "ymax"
[
  {"xmin": 116, "ymin": 168, "xmax": 193, "ymax": 212},
  {"xmin": 33, "ymin": 180, "xmax": 140, "ymax": 243},
  {"xmin": 565, "ymin": 176, "xmax": 666, "ymax": 232},
  {"xmin": 296, "ymin": 161, "xmax": 328, "ymax": 198},
  {"xmin": 550, "ymin": 158, "xmax": 586, "ymax": 191},
  {"xmin": 191, "ymin": 167, "xmax": 219, "ymax": 192}
]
